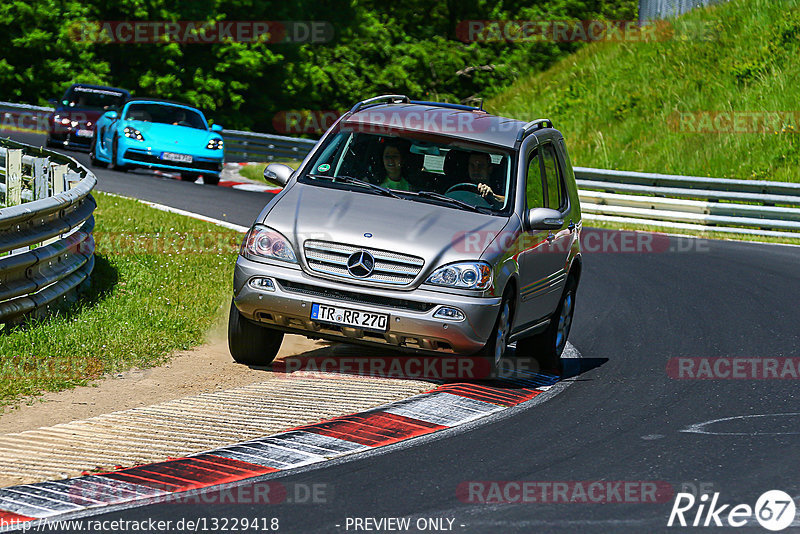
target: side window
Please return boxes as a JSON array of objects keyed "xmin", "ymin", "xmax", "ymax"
[
  {"xmin": 541, "ymin": 143, "xmax": 564, "ymax": 210},
  {"xmin": 525, "ymin": 149, "xmax": 544, "ymax": 209}
]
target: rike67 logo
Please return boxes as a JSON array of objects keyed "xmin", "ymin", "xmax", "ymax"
[{"xmin": 668, "ymin": 490, "xmax": 796, "ymax": 530}]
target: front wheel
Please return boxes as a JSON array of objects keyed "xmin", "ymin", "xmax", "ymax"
[
  {"xmin": 203, "ymin": 173, "xmax": 220, "ymax": 185},
  {"xmin": 477, "ymin": 292, "xmax": 514, "ymax": 368},
  {"xmin": 108, "ymin": 134, "xmax": 128, "ymax": 172},
  {"xmin": 228, "ymin": 299, "xmax": 284, "ymax": 366},
  {"xmin": 516, "ymin": 276, "xmax": 577, "ymax": 373},
  {"xmin": 180, "ymin": 172, "xmax": 199, "ymax": 182},
  {"xmin": 89, "ymin": 135, "xmax": 106, "ymax": 167}
]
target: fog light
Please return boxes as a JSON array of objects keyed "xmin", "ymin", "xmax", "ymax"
[
  {"xmin": 249, "ymin": 277, "xmax": 275, "ymax": 291},
  {"xmin": 434, "ymin": 307, "xmax": 465, "ymax": 321}
]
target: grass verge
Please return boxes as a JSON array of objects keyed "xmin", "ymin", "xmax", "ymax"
[
  {"xmin": 488, "ymin": 0, "xmax": 800, "ymax": 182},
  {"xmin": 0, "ymin": 192, "xmax": 242, "ymax": 409}
]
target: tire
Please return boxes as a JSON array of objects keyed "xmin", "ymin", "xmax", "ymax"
[
  {"xmin": 204, "ymin": 173, "xmax": 220, "ymax": 186},
  {"xmin": 477, "ymin": 290, "xmax": 514, "ymax": 369},
  {"xmin": 228, "ymin": 299, "xmax": 284, "ymax": 366},
  {"xmin": 45, "ymin": 136, "xmax": 55, "ymax": 148},
  {"xmin": 180, "ymin": 172, "xmax": 199, "ymax": 182},
  {"xmin": 516, "ymin": 275, "xmax": 577, "ymax": 373},
  {"xmin": 108, "ymin": 134, "xmax": 128, "ymax": 172},
  {"xmin": 89, "ymin": 135, "xmax": 106, "ymax": 167}
]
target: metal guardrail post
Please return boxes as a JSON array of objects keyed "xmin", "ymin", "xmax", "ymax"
[{"xmin": 5, "ymin": 148, "xmax": 22, "ymax": 207}]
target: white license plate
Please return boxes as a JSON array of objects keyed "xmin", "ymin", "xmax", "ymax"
[
  {"xmin": 310, "ymin": 303, "xmax": 389, "ymax": 332},
  {"xmin": 162, "ymin": 152, "xmax": 193, "ymax": 163},
  {"xmin": 76, "ymin": 129, "xmax": 93, "ymax": 137}
]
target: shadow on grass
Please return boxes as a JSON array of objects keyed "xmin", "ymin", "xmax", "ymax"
[{"xmin": 0, "ymin": 253, "xmax": 118, "ymax": 335}]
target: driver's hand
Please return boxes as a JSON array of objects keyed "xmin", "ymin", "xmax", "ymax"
[{"xmin": 477, "ymin": 183, "xmax": 493, "ymax": 198}]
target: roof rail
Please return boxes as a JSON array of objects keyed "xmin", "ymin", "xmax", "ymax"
[
  {"xmin": 515, "ymin": 118, "xmax": 554, "ymax": 141},
  {"xmin": 350, "ymin": 94, "xmax": 410, "ymax": 114},
  {"xmin": 409, "ymin": 100, "xmax": 480, "ymax": 112}
]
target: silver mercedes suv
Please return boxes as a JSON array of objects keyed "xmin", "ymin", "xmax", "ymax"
[{"xmin": 229, "ymin": 95, "xmax": 582, "ymax": 372}]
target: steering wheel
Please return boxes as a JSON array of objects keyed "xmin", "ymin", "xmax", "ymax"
[{"xmin": 445, "ymin": 182, "xmax": 481, "ymax": 195}]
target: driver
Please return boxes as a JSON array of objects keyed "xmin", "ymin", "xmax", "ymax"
[{"xmin": 469, "ymin": 152, "xmax": 505, "ymax": 204}]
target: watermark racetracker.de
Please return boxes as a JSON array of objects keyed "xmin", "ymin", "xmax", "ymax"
[{"xmin": 67, "ymin": 20, "xmax": 334, "ymax": 44}]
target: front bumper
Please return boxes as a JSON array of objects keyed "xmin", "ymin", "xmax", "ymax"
[
  {"xmin": 233, "ymin": 256, "xmax": 501, "ymax": 355},
  {"xmin": 122, "ymin": 148, "xmax": 223, "ymax": 175},
  {"xmin": 49, "ymin": 130, "xmax": 93, "ymax": 148}
]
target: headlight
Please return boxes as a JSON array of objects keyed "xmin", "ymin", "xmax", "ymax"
[
  {"xmin": 123, "ymin": 126, "xmax": 144, "ymax": 141},
  {"xmin": 241, "ymin": 225, "xmax": 297, "ymax": 263},
  {"xmin": 426, "ymin": 262, "xmax": 492, "ymax": 290},
  {"xmin": 206, "ymin": 138, "xmax": 223, "ymax": 150},
  {"xmin": 59, "ymin": 117, "xmax": 70, "ymax": 125}
]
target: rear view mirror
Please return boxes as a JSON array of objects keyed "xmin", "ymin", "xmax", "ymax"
[
  {"xmin": 526, "ymin": 207, "xmax": 563, "ymax": 230},
  {"xmin": 264, "ymin": 163, "xmax": 293, "ymax": 187}
]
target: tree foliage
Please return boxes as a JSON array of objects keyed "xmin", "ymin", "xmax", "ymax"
[{"xmin": 0, "ymin": 0, "xmax": 636, "ymax": 131}]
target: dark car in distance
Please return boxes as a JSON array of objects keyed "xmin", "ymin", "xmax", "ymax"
[{"xmin": 47, "ymin": 83, "xmax": 130, "ymax": 150}]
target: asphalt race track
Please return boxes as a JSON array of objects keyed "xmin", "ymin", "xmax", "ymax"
[{"xmin": 4, "ymin": 131, "xmax": 800, "ymax": 532}]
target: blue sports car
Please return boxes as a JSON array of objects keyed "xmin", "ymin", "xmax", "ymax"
[{"xmin": 90, "ymin": 98, "xmax": 225, "ymax": 185}]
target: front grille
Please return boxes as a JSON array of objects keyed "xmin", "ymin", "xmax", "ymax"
[
  {"xmin": 278, "ymin": 280, "xmax": 435, "ymax": 312},
  {"xmin": 123, "ymin": 150, "xmax": 222, "ymax": 171},
  {"xmin": 303, "ymin": 241, "xmax": 424, "ymax": 286}
]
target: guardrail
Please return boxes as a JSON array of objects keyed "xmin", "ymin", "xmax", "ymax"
[
  {"xmin": 574, "ymin": 167, "xmax": 800, "ymax": 238},
  {"xmin": 221, "ymin": 129, "xmax": 317, "ymax": 163},
  {"xmin": 0, "ymin": 137, "xmax": 96, "ymax": 323}
]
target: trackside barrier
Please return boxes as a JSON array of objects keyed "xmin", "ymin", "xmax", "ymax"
[
  {"xmin": 221, "ymin": 129, "xmax": 317, "ymax": 162},
  {"xmin": 2, "ymin": 100, "xmax": 797, "ymax": 238},
  {"xmin": 0, "ymin": 137, "xmax": 96, "ymax": 323},
  {"xmin": 574, "ymin": 167, "xmax": 800, "ymax": 238}
]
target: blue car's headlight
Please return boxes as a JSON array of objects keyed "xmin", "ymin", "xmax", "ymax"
[
  {"xmin": 123, "ymin": 126, "xmax": 144, "ymax": 141},
  {"xmin": 206, "ymin": 138, "xmax": 223, "ymax": 150}
]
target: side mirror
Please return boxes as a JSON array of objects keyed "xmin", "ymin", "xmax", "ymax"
[
  {"xmin": 264, "ymin": 163, "xmax": 293, "ymax": 187},
  {"xmin": 210, "ymin": 124, "xmax": 223, "ymax": 132},
  {"xmin": 104, "ymin": 110, "xmax": 118, "ymax": 120},
  {"xmin": 48, "ymin": 98, "xmax": 58, "ymax": 107},
  {"xmin": 526, "ymin": 207, "xmax": 564, "ymax": 231}
]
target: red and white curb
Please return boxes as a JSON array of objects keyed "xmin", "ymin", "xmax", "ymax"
[{"xmin": 0, "ymin": 371, "xmax": 561, "ymax": 527}]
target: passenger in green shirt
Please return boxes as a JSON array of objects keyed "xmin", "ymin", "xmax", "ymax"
[{"xmin": 379, "ymin": 142, "xmax": 411, "ymax": 191}]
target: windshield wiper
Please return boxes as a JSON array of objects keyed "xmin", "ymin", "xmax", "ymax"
[
  {"xmin": 306, "ymin": 174, "xmax": 403, "ymax": 199},
  {"xmin": 415, "ymin": 191, "xmax": 490, "ymax": 213}
]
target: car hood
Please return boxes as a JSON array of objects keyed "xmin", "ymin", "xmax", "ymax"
[
  {"xmin": 262, "ymin": 182, "xmax": 511, "ymax": 274},
  {"xmin": 125, "ymin": 121, "xmax": 216, "ymax": 149}
]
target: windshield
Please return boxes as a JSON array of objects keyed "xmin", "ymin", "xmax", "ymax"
[
  {"xmin": 124, "ymin": 103, "xmax": 207, "ymax": 129},
  {"xmin": 63, "ymin": 86, "xmax": 127, "ymax": 110},
  {"xmin": 301, "ymin": 130, "xmax": 514, "ymax": 213}
]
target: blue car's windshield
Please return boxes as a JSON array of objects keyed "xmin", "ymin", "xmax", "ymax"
[{"xmin": 124, "ymin": 103, "xmax": 206, "ymax": 130}]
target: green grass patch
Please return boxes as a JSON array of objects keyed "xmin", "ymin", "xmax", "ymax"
[
  {"xmin": 0, "ymin": 192, "xmax": 242, "ymax": 409},
  {"xmin": 488, "ymin": 0, "xmax": 800, "ymax": 182}
]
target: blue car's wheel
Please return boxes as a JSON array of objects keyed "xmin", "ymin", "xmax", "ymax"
[
  {"xmin": 109, "ymin": 133, "xmax": 128, "ymax": 172},
  {"xmin": 89, "ymin": 134, "xmax": 106, "ymax": 168}
]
